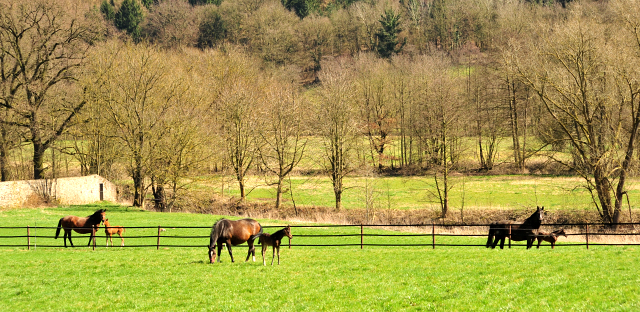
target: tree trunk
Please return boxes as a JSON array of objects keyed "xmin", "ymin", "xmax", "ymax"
[
  {"xmin": 275, "ymin": 177, "xmax": 283, "ymax": 209},
  {"xmin": 32, "ymin": 141, "xmax": 46, "ymax": 180},
  {"xmin": 132, "ymin": 159, "xmax": 144, "ymax": 207},
  {"xmin": 0, "ymin": 127, "xmax": 8, "ymax": 181}
]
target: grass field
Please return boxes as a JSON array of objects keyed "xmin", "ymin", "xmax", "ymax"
[
  {"xmin": 1, "ymin": 204, "xmax": 639, "ymax": 311},
  {"xmin": 209, "ymin": 174, "xmax": 640, "ymax": 212}
]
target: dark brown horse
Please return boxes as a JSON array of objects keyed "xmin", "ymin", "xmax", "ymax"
[
  {"xmin": 486, "ymin": 206, "xmax": 545, "ymax": 249},
  {"xmin": 208, "ymin": 218, "xmax": 263, "ymax": 264},
  {"xmin": 55, "ymin": 209, "xmax": 106, "ymax": 247},
  {"xmin": 536, "ymin": 229, "xmax": 566, "ymax": 249},
  {"xmin": 104, "ymin": 219, "xmax": 126, "ymax": 247},
  {"xmin": 257, "ymin": 225, "xmax": 292, "ymax": 266}
]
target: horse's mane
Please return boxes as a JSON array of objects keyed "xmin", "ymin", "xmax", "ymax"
[
  {"xmin": 86, "ymin": 209, "xmax": 105, "ymax": 223},
  {"xmin": 521, "ymin": 207, "xmax": 543, "ymax": 228},
  {"xmin": 209, "ymin": 218, "xmax": 230, "ymax": 249}
]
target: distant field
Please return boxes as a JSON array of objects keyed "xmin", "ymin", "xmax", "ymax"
[
  {"xmin": 209, "ymin": 174, "xmax": 640, "ymax": 212},
  {"xmin": 0, "ymin": 205, "xmax": 639, "ymax": 311}
]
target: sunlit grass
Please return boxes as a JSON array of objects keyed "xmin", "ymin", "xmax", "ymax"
[{"xmin": 0, "ymin": 205, "xmax": 639, "ymax": 311}]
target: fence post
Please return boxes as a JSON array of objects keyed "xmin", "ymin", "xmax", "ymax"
[
  {"xmin": 360, "ymin": 224, "xmax": 363, "ymax": 249},
  {"xmin": 157, "ymin": 226, "xmax": 161, "ymax": 250},
  {"xmin": 586, "ymin": 223, "xmax": 589, "ymax": 250},
  {"xmin": 508, "ymin": 224, "xmax": 512, "ymax": 249},
  {"xmin": 27, "ymin": 226, "xmax": 30, "ymax": 250},
  {"xmin": 432, "ymin": 222, "xmax": 435, "ymax": 249}
]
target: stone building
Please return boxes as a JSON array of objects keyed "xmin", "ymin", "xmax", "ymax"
[{"xmin": 0, "ymin": 175, "xmax": 117, "ymax": 208}]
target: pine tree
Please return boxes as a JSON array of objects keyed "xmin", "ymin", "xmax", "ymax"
[
  {"xmin": 375, "ymin": 9, "xmax": 406, "ymax": 58},
  {"xmin": 114, "ymin": 0, "xmax": 143, "ymax": 41}
]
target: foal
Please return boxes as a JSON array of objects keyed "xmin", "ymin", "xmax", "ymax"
[
  {"xmin": 258, "ymin": 225, "xmax": 292, "ymax": 266},
  {"xmin": 104, "ymin": 219, "xmax": 125, "ymax": 247},
  {"xmin": 536, "ymin": 229, "xmax": 566, "ymax": 249}
]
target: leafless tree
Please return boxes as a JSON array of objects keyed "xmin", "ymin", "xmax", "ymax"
[{"xmin": 0, "ymin": 0, "xmax": 99, "ymax": 179}]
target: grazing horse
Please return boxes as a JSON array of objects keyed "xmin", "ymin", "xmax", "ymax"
[
  {"xmin": 208, "ymin": 218, "xmax": 263, "ymax": 264},
  {"xmin": 257, "ymin": 225, "xmax": 292, "ymax": 266},
  {"xmin": 536, "ymin": 229, "xmax": 566, "ymax": 249},
  {"xmin": 55, "ymin": 209, "xmax": 106, "ymax": 248},
  {"xmin": 104, "ymin": 219, "xmax": 126, "ymax": 247},
  {"xmin": 486, "ymin": 206, "xmax": 545, "ymax": 249}
]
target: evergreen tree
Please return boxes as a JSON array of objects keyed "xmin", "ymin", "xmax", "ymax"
[
  {"xmin": 100, "ymin": 0, "xmax": 115, "ymax": 21},
  {"xmin": 197, "ymin": 10, "xmax": 227, "ymax": 49},
  {"xmin": 282, "ymin": 0, "xmax": 308, "ymax": 19},
  {"xmin": 189, "ymin": 0, "xmax": 222, "ymax": 5},
  {"xmin": 375, "ymin": 9, "xmax": 406, "ymax": 58},
  {"xmin": 115, "ymin": 0, "xmax": 143, "ymax": 41}
]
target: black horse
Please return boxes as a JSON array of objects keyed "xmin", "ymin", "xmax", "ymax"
[{"xmin": 486, "ymin": 206, "xmax": 545, "ymax": 249}]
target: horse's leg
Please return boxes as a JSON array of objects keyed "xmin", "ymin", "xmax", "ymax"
[
  {"xmin": 119, "ymin": 233, "xmax": 124, "ymax": 247},
  {"xmin": 551, "ymin": 241, "xmax": 555, "ymax": 249},
  {"xmin": 68, "ymin": 231, "xmax": 75, "ymax": 247},
  {"xmin": 271, "ymin": 245, "xmax": 276, "ymax": 265},
  {"xmin": 277, "ymin": 243, "xmax": 281, "ymax": 265},
  {"xmin": 537, "ymin": 238, "xmax": 541, "ymax": 249},
  {"xmin": 262, "ymin": 243, "xmax": 267, "ymax": 266},
  {"xmin": 486, "ymin": 227, "xmax": 494, "ymax": 248},
  {"xmin": 245, "ymin": 240, "xmax": 255, "ymax": 262},
  {"xmin": 226, "ymin": 240, "xmax": 235, "ymax": 263},
  {"xmin": 217, "ymin": 243, "xmax": 223, "ymax": 263},
  {"xmin": 499, "ymin": 236, "xmax": 505, "ymax": 249},
  {"xmin": 63, "ymin": 230, "xmax": 68, "ymax": 248}
]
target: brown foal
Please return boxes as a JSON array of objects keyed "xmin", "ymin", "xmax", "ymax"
[
  {"xmin": 536, "ymin": 229, "xmax": 566, "ymax": 249},
  {"xmin": 258, "ymin": 225, "xmax": 292, "ymax": 266},
  {"xmin": 104, "ymin": 219, "xmax": 125, "ymax": 247}
]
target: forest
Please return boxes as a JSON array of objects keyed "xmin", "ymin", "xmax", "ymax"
[{"xmin": 1, "ymin": 0, "xmax": 640, "ymax": 225}]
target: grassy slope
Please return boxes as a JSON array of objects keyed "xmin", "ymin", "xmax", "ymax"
[
  {"xmin": 216, "ymin": 174, "xmax": 640, "ymax": 211},
  {"xmin": 1, "ymin": 204, "xmax": 639, "ymax": 311}
]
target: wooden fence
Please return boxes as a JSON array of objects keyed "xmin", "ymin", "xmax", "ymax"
[{"xmin": 2, "ymin": 223, "xmax": 640, "ymax": 250}]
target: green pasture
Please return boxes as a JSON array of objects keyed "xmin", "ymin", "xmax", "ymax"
[
  {"xmin": 211, "ymin": 174, "xmax": 640, "ymax": 211},
  {"xmin": 1, "ymin": 204, "xmax": 639, "ymax": 311}
]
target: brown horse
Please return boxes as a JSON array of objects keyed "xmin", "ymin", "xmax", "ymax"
[
  {"xmin": 486, "ymin": 206, "xmax": 545, "ymax": 249},
  {"xmin": 55, "ymin": 209, "xmax": 106, "ymax": 247},
  {"xmin": 257, "ymin": 225, "xmax": 292, "ymax": 266},
  {"xmin": 536, "ymin": 229, "xmax": 566, "ymax": 249},
  {"xmin": 208, "ymin": 218, "xmax": 263, "ymax": 264},
  {"xmin": 104, "ymin": 219, "xmax": 125, "ymax": 247}
]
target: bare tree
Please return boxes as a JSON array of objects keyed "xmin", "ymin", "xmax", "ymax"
[
  {"xmin": 258, "ymin": 80, "xmax": 307, "ymax": 209},
  {"xmin": 216, "ymin": 54, "xmax": 263, "ymax": 201},
  {"xmin": 0, "ymin": 0, "xmax": 99, "ymax": 179},
  {"xmin": 513, "ymin": 11, "xmax": 640, "ymax": 225},
  {"xmin": 86, "ymin": 41, "xmax": 193, "ymax": 207},
  {"xmin": 314, "ymin": 58, "xmax": 359, "ymax": 211}
]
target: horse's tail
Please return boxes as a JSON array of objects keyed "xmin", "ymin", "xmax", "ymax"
[
  {"xmin": 55, "ymin": 219, "xmax": 62, "ymax": 239},
  {"xmin": 249, "ymin": 223, "xmax": 264, "ymax": 244},
  {"xmin": 486, "ymin": 225, "xmax": 495, "ymax": 248}
]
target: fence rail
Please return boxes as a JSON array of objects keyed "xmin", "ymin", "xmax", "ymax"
[{"xmin": 1, "ymin": 223, "xmax": 639, "ymax": 250}]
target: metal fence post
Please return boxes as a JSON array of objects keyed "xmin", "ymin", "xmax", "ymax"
[
  {"xmin": 586, "ymin": 223, "xmax": 589, "ymax": 250},
  {"xmin": 27, "ymin": 226, "xmax": 30, "ymax": 250},
  {"xmin": 508, "ymin": 224, "xmax": 512, "ymax": 249},
  {"xmin": 157, "ymin": 226, "xmax": 161, "ymax": 250},
  {"xmin": 360, "ymin": 224, "xmax": 363, "ymax": 250},
  {"xmin": 432, "ymin": 223, "xmax": 435, "ymax": 249}
]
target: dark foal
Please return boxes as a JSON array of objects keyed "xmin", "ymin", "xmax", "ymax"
[
  {"xmin": 536, "ymin": 229, "xmax": 566, "ymax": 249},
  {"xmin": 258, "ymin": 225, "xmax": 292, "ymax": 266}
]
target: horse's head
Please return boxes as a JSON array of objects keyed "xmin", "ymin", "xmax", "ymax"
[
  {"xmin": 90, "ymin": 209, "xmax": 107, "ymax": 225},
  {"xmin": 208, "ymin": 245, "xmax": 217, "ymax": 264},
  {"xmin": 284, "ymin": 225, "xmax": 292, "ymax": 240},
  {"xmin": 536, "ymin": 206, "xmax": 545, "ymax": 221},
  {"xmin": 555, "ymin": 228, "xmax": 567, "ymax": 237}
]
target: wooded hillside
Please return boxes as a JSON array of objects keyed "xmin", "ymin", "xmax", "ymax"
[{"xmin": 1, "ymin": 0, "xmax": 639, "ymax": 224}]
